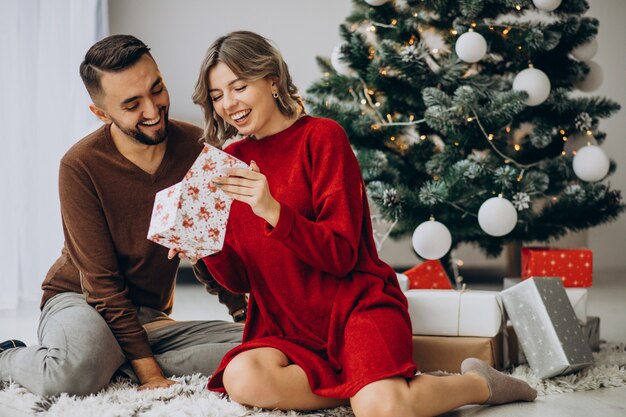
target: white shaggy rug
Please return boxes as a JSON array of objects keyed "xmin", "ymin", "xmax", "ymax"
[{"xmin": 1, "ymin": 343, "xmax": 625, "ymax": 417}]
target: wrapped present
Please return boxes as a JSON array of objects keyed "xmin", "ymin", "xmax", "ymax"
[
  {"xmin": 395, "ymin": 273, "xmax": 410, "ymax": 292},
  {"xmin": 501, "ymin": 277, "xmax": 593, "ymax": 379},
  {"xmin": 521, "ymin": 247, "xmax": 592, "ymax": 287},
  {"xmin": 505, "ymin": 323, "xmax": 527, "ymax": 367},
  {"xmin": 504, "ymin": 279, "xmax": 588, "ymax": 324},
  {"xmin": 566, "ymin": 288, "xmax": 588, "ymax": 325},
  {"xmin": 406, "ymin": 290, "xmax": 503, "ymax": 337},
  {"xmin": 147, "ymin": 145, "xmax": 248, "ymax": 259},
  {"xmin": 581, "ymin": 316, "xmax": 601, "ymax": 352},
  {"xmin": 403, "ymin": 260, "xmax": 452, "ymax": 289},
  {"xmin": 412, "ymin": 334, "xmax": 505, "ymax": 373}
]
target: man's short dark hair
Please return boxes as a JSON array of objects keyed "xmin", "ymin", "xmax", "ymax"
[{"xmin": 80, "ymin": 34, "xmax": 152, "ymax": 102}]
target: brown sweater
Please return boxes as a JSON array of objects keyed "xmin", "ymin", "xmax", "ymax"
[{"xmin": 41, "ymin": 120, "xmax": 246, "ymax": 360}]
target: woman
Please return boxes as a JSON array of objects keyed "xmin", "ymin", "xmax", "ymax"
[{"xmin": 187, "ymin": 31, "xmax": 536, "ymax": 417}]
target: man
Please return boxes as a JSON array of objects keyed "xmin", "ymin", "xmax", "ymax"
[{"xmin": 0, "ymin": 35, "xmax": 246, "ymax": 395}]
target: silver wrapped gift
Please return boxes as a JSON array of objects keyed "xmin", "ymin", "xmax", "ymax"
[
  {"xmin": 582, "ymin": 316, "xmax": 601, "ymax": 352},
  {"xmin": 501, "ymin": 277, "xmax": 593, "ymax": 379}
]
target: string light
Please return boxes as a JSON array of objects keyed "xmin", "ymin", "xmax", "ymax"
[
  {"xmin": 488, "ymin": 133, "xmax": 495, "ymax": 140},
  {"xmin": 514, "ymin": 144, "xmax": 521, "ymax": 151},
  {"xmin": 375, "ymin": 102, "xmax": 381, "ymax": 107},
  {"xmin": 502, "ymin": 28, "xmax": 510, "ymax": 36},
  {"xmin": 369, "ymin": 25, "xmax": 377, "ymax": 32},
  {"xmin": 470, "ymin": 22, "xmax": 477, "ymax": 28},
  {"xmin": 371, "ymin": 124, "xmax": 381, "ymax": 130},
  {"xmin": 360, "ymin": 99, "xmax": 367, "ymax": 105},
  {"xmin": 379, "ymin": 68, "xmax": 388, "ymax": 76},
  {"xmin": 505, "ymin": 126, "xmax": 511, "ymax": 133},
  {"xmin": 559, "ymin": 129, "xmax": 566, "ymax": 135},
  {"xmin": 515, "ymin": 4, "xmax": 522, "ymax": 11},
  {"xmin": 420, "ymin": 135, "xmax": 427, "ymax": 140},
  {"xmin": 562, "ymin": 136, "xmax": 568, "ymax": 141},
  {"xmin": 386, "ymin": 114, "xmax": 393, "ymax": 122},
  {"xmin": 466, "ymin": 116, "xmax": 474, "ymax": 122},
  {"xmin": 450, "ymin": 29, "xmax": 458, "ymax": 35},
  {"xmin": 391, "ymin": 19, "xmax": 398, "ymax": 25},
  {"xmin": 390, "ymin": 136, "xmax": 396, "ymax": 141}
]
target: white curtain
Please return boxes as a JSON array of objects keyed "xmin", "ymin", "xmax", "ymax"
[{"xmin": 0, "ymin": 0, "xmax": 108, "ymax": 309}]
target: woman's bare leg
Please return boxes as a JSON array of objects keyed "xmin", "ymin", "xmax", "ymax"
[
  {"xmin": 222, "ymin": 347, "xmax": 348, "ymax": 410},
  {"xmin": 350, "ymin": 374, "xmax": 490, "ymax": 417}
]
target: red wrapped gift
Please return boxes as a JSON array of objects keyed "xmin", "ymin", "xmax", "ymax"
[
  {"xmin": 521, "ymin": 247, "xmax": 592, "ymax": 287},
  {"xmin": 403, "ymin": 260, "xmax": 452, "ymax": 289}
]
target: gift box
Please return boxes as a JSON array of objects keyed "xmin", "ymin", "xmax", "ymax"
[
  {"xmin": 147, "ymin": 145, "xmax": 248, "ymax": 258},
  {"xmin": 405, "ymin": 290, "xmax": 503, "ymax": 337},
  {"xmin": 412, "ymin": 334, "xmax": 505, "ymax": 373},
  {"xmin": 403, "ymin": 260, "xmax": 452, "ymax": 289},
  {"xmin": 521, "ymin": 247, "xmax": 592, "ymax": 287},
  {"xmin": 501, "ymin": 277, "xmax": 593, "ymax": 379},
  {"xmin": 581, "ymin": 316, "xmax": 601, "ymax": 352},
  {"xmin": 503, "ymin": 278, "xmax": 588, "ymax": 324},
  {"xmin": 505, "ymin": 323, "xmax": 527, "ymax": 367},
  {"xmin": 395, "ymin": 273, "xmax": 410, "ymax": 292}
]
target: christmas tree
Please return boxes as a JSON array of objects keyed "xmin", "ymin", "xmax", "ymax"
[{"xmin": 306, "ymin": 0, "xmax": 624, "ymax": 262}]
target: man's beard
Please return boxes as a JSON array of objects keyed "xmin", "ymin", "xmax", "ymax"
[{"xmin": 113, "ymin": 108, "xmax": 169, "ymax": 146}]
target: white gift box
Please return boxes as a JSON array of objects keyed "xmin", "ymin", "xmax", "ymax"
[
  {"xmin": 565, "ymin": 288, "xmax": 588, "ymax": 325},
  {"xmin": 147, "ymin": 145, "xmax": 248, "ymax": 259},
  {"xmin": 405, "ymin": 290, "xmax": 504, "ymax": 337},
  {"xmin": 396, "ymin": 273, "xmax": 410, "ymax": 292}
]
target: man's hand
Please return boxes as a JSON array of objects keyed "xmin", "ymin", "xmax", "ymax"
[{"xmin": 131, "ymin": 356, "xmax": 177, "ymax": 390}]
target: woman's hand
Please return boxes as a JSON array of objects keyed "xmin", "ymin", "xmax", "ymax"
[
  {"xmin": 167, "ymin": 248, "xmax": 200, "ymax": 264},
  {"xmin": 214, "ymin": 161, "xmax": 281, "ymax": 227}
]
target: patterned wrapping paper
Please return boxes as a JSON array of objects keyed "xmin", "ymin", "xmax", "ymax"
[
  {"xmin": 581, "ymin": 316, "xmax": 601, "ymax": 352},
  {"xmin": 504, "ymin": 278, "xmax": 588, "ymax": 324},
  {"xmin": 402, "ymin": 260, "xmax": 452, "ymax": 289},
  {"xmin": 147, "ymin": 145, "xmax": 248, "ymax": 259},
  {"xmin": 501, "ymin": 277, "xmax": 593, "ymax": 379},
  {"xmin": 521, "ymin": 247, "xmax": 593, "ymax": 287}
]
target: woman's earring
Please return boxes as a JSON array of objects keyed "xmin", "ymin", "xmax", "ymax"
[{"xmin": 272, "ymin": 90, "xmax": 279, "ymax": 99}]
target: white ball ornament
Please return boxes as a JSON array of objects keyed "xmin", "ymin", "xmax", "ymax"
[
  {"xmin": 478, "ymin": 196, "xmax": 518, "ymax": 237},
  {"xmin": 575, "ymin": 60, "xmax": 604, "ymax": 92},
  {"xmin": 572, "ymin": 145, "xmax": 610, "ymax": 182},
  {"xmin": 330, "ymin": 43, "xmax": 355, "ymax": 77},
  {"xmin": 532, "ymin": 0, "xmax": 562, "ymax": 12},
  {"xmin": 364, "ymin": 0, "xmax": 390, "ymax": 6},
  {"xmin": 572, "ymin": 38, "xmax": 598, "ymax": 61},
  {"xmin": 412, "ymin": 220, "xmax": 452, "ymax": 260},
  {"xmin": 513, "ymin": 68, "xmax": 551, "ymax": 106},
  {"xmin": 455, "ymin": 31, "xmax": 488, "ymax": 63}
]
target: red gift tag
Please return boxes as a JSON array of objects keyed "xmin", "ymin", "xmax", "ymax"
[
  {"xmin": 403, "ymin": 260, "xmax": 452, "ymax": 289},
  {"xmin": 521, "ymin": 247, "xmax": 592, "ymax": 287}
]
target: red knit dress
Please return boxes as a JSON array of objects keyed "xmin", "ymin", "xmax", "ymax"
[{"xmin": 203, "ymin": 116, "xmax": 416, "ymax": 398}]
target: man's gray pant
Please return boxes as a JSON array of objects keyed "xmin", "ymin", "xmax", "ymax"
[{"xmin": 0, "ymin": 292, "xmax": 243, "ymax": 396}]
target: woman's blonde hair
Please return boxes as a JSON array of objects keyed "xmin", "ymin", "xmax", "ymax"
[{"xmin": 192, "ymin": 31, "xmax": 305, "ymax": 147}]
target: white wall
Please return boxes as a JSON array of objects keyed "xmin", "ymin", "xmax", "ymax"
[{"xmin": 109, "ymin": 0, "xmax": 625, "ymax": 271}]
